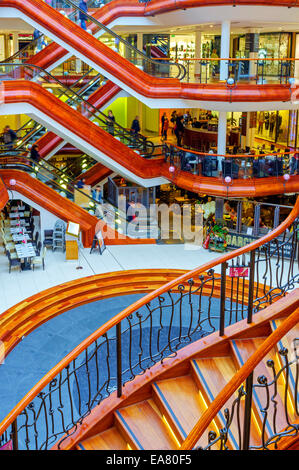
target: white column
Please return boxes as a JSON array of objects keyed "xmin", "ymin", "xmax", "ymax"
[
  {"xmin": 194, "ymin": 30, "xmax": 202, "ymax": 79},
  {"xmin": 217, "ymin": 111, "xmax": 227, "ymax": 158},
  {"xmin": 220, "ymin": 20, "xmax": 231, "ymax": 81},
  {"xmin": 137, "ymin": 33, "xmax": 143, "ymax": 52},
  {"xmin": 12, "ymin": 33, "xmax": 19, "ymax": 54},
  {"xmin": 295, "ymin": 33, "xmax": 299, "ymax": 80}
]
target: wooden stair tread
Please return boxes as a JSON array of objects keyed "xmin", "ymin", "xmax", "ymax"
[
  {"xmin": 271, "ymin": 318, "xmax": 299, "ymax": 354},
  {"xmin": 116, "ymin": 399, "xmax": 179, "ymax": 450},
  {"xmin": 78, "ymin": 427, "xmax": 127, "ymax": 450},
  {"xmin": 231, "ymin": 337, "xmax": 297, "ymax": 438},
  {"xmin": 153, "ymin": 375, "xmax": 206, "ymax": 438}
]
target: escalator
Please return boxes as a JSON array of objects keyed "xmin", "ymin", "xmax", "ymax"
[
  {"xmin": 2, "ymin": 0, "xmax": 295, "ymax": 104},
  {"xmin": 0, "ymin": 150, "xmax": 157, "ymax": 243},
  {"xmin": 1, "ymin": 63, "xmax": 155, "ymax": 163},
  {"xmin": 1, "ymin": 66, "xmax": 298, "ymax": 197}
]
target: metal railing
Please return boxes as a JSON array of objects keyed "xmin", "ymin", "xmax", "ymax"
[{"xmin": 165, "ymin": 144, "xmax": 299, "ymax": 179}]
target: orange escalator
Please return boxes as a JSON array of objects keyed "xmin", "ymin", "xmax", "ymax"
[
  {"xmin": 0, "ymin": 176, "xmax": 9, "ymax": 210},
  {"xmin": 3, "ymin": 0, "xmax": 297, "ymax": 103},
  {"xmin": 0, "ymin": 169, "xmax": 156, "ymax": 247},
  {"xmin": 36, "ymin": 80, "xmax": 121, "ymax": 159},
  {"xmin": 2, "ymin": 80, "xmax": 299, "ymax": 197}
]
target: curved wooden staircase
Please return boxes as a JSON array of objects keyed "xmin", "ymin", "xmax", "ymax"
[{"xmin": 64, "ymin": 289, "xmax": 299, "ymax": 451}]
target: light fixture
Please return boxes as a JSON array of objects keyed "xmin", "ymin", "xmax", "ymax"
[
  {"xmin": 169, "ymin": 165, "xmax": 175, "ymax": 173},
  {"xmin": 226, "ymin": 77, "xmax": 235, "ymax": 86},
  {"xmin": 9, "ymin": 179, "xmax": 16, "ymax": 186}
]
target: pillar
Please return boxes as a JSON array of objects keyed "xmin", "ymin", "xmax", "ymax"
[
  {"xmin": 217, "ymin": 111, "xmax": 227, "ymax": 155},
  {"xmin": 219, "ymin": 20, "xmax": 231, "ymax": 81},
  {"xmin": 194, "ymin": 30, "xmax": 202, "ymax": 79}
]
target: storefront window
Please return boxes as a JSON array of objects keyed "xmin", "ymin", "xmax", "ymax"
[{"xmin": 258, "ymin": 32, "xmax": 291, "ymax": 76}]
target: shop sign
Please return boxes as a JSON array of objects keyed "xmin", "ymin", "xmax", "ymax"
[
  {"xmin": 229, "ymin": 267, "xmax": 249, "ymax": 278},
  {"xmin": 226, "ymin": 231, "xmax": 294, "ymax": 259}
]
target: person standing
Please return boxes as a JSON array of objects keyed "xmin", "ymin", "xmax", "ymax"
[
  {"xmin": 130, "ymin": 116, "xmax": 141, "ymax": 144},
  {"xmin": 30, "ymin": 144, "xmax": 41, "ymax": 163},
  {"xmin": 3, "ymin": 126, "xmax": 17, "ymax": 149},
  {"xmin": 79, "ymin": 0, "xmax": 88, "ymax": 30},
  {"xmin": 106, "ymin": 110, "xmax": 115, "ymax": 136},
  {"xmin": 174, "ymin": 115, "xmax": 184, "ymax": 147},
  {"xmin": 161, "ymin": 112, "xmax": 166, "ymax": 135},
  {"xmin": 161, "ymin": 117, "xmax": 169, "ymax": 141}
]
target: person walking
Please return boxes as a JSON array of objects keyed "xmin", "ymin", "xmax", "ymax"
[
  {"xmin": 3, "ymin": 126, "xmax": 17, "ymax": 150},
  {"xmin": 79, "ymin": 0, "xmax": 88, "ymax": 30}
]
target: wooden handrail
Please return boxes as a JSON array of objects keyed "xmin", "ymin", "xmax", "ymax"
[
  {"xmin": 180, "ymin": 301, "xmax": 299, "ymax": 450},
  {"xmin": 0, "ymin": 196, "xmax": 298, "ymax": 438}
]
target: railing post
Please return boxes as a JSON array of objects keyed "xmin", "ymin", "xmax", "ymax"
[
  {"xmin": 220, "ymin": 261, "xmax": 228, "ymax": 336},
  {"xmin": 247, "ymin": 249, "xmax": 256, "ymax": 324},
  {"xmin": 11, "ymin": 418, "xmax": 18, "ymax": 451},
  {"xmin": 116, "ymin": 322, "xmax": 122, "ymax": 398},
  {"xmin": 242, "ymin": 371, "xmax": 253, "ymax": 450}
]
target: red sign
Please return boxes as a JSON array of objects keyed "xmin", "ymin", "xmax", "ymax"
[
  {"xmin": 229, "ymin": 267, "xmax": 249, "ymax": 278},
  {"xmin": 0, "ymin": 440, "xmax": 13, "ymax": 451}
]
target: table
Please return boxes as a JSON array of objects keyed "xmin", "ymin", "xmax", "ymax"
[
  {"xmin": 11, "ymin": 206, "xmax": 25, "ymax": 212},
  {"xmin": 10, "ymin": 227, "xmax": 29, "ymax": 234},
  {"xmin": 15, "ymin": 243, "xmax": 37, "ymax": 270},
  {"xmin": 10, "ymin": 219, "xmax": 29, "ymax": 227},
  {"xmin": 12, "ymin": 234, "xmax": 31, "ymax": 242},
  {"xmin": 9, "ymin": 212, "xmax": 25, "ymax": 219}
]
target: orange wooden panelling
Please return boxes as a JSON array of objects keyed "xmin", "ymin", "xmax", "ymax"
[
  {"xmin": 0, "ymin": 177, "xmax": 9, "ymax": 210},
  {"xmin": 77, "ymin": 427, "xmax": 127, "ymax": 450}
]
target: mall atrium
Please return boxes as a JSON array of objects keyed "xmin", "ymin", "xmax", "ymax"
[{"xmin": 0, "ymin": 0, "xmax": 298, "ymax": 453}]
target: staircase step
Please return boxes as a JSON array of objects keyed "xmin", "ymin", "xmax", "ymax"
[
  {"xmin": 152, "ymin": 375, "xmax": 206, "ymax": 442},
  {"xmin": 192, "ymin": 355, "xmax": 262, "ymax": 449},
  {"xmin": 77, "ymin": 426, "xmax": 128, "ymax": 450},
  {"xmin": 231, "ymin": 337, "xmax": 297, "ymax": 443},
  {"xmin": 115, "ymin": 399, "xmax": 180, "ymax": 450},
  {"xmin": 270, "ymin": 318, "xmax": 299, "ymax": 403}
]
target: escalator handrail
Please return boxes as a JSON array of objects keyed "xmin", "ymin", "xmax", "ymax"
[
  {"xmin": 0, "ymin": 149, "xmax": 129, "ymax": 223},
  {"xmin": 0, "ymin": 62, "xmax": 155, "ymax": 155},
  {"xmin": 56, "ymin": 0, "xmax": 186, "ymax": 80}
]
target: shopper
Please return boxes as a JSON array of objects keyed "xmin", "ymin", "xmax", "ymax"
[
  {"xmin": 161, "ymin": 112, "xmax": 166, "ymax": 135},
  {"xmin": 131, "ymin": 116, "xmax": 141, "ymax": 135},
  {"xmin": 79, "ymin": 0, "xmax": 88, "ymax": 30},
  {"xmin": 2, "ymin": 125, "xmax": 17, "ymax": 149},
  {"xmin": 106, "ymin": 110, "xmax": 115, "ymax": 136},
  {"xmin": 161, "ymin": 117, "xmax": 169, "ymax": 141},
  {"xmin": 30, "ymin": 144, "xmax": 41, "ymax": 163},
  {"xmin": 174, "ymin": 115, "xmax": 184, "ymax": 147}
]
